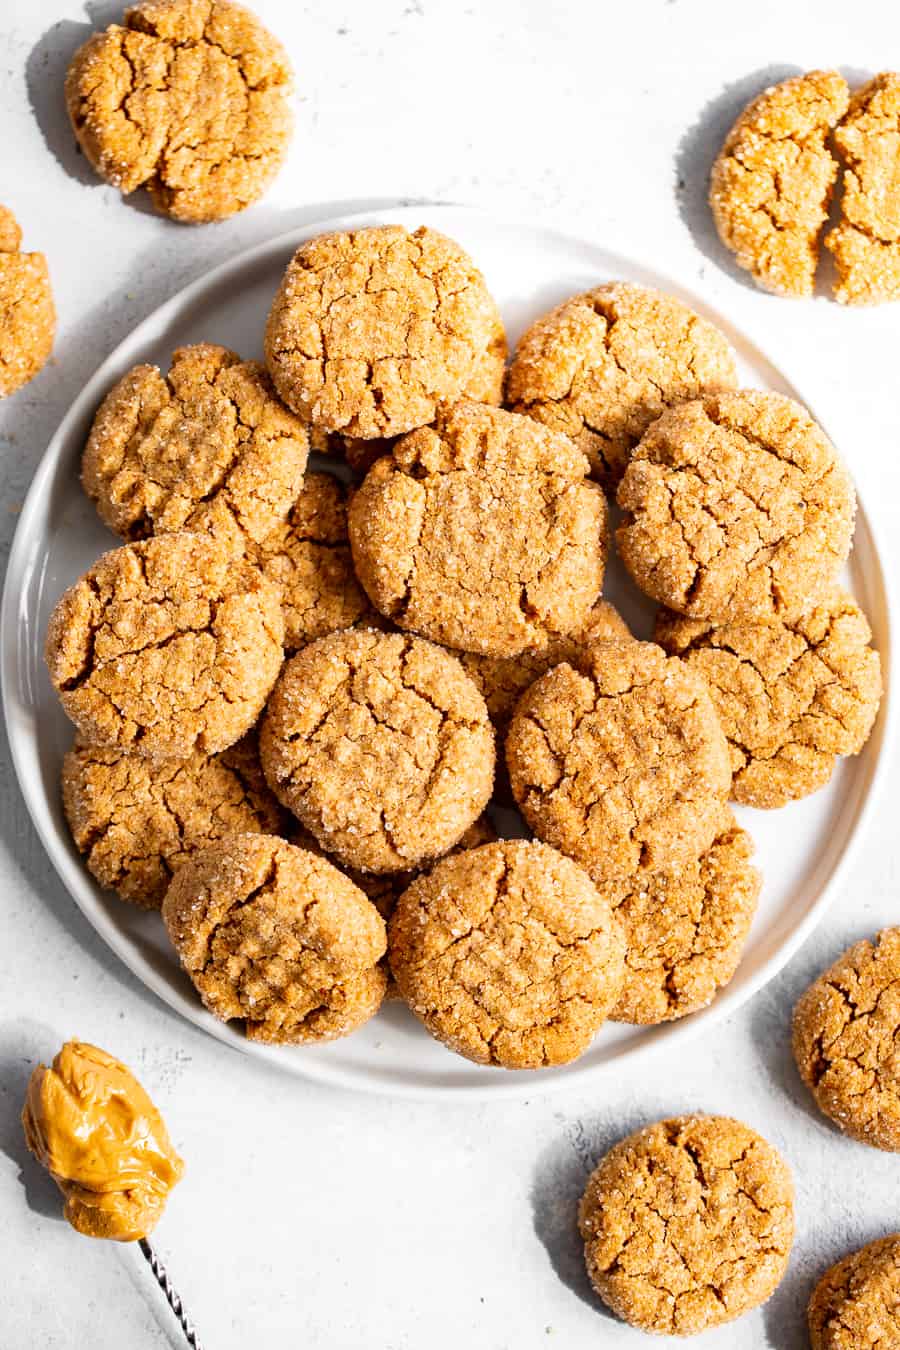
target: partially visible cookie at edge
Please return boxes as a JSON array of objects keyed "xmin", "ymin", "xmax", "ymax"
[
  {"xmin": 0, "ymin": 205, "xmax": 55, "ymax": 398},
  {"xmin": 807, "ymin": 1234, "xmax": 900, "ymax": 1350},
  {"xmin": 710, "ymin": 70, "xmax": 849, "ymax": 297},
  {"xmin": 505, "ymin": 282, "xmax": 738, "ymax": 486},
  {"xmin": 793, "ymin": 927, "xmax": 900, "ymax": 1152}
]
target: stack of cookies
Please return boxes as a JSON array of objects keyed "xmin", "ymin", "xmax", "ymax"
[{"xmin": 45, "ymin": 221, "xmax": 881, "ymax": 1071}]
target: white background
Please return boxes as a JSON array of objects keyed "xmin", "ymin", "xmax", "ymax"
[{"xmin": 2, "ymin": 2, "xmax": 900, "ymax": 1347}]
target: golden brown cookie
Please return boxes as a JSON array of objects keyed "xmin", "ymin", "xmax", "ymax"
[
  {"xmin": 710, "ymin": 71, "xmax": 849, "ymax": 297},
  {"xmin": 162, "ymin": 833, "xmax": 387, "ymax": 1043},
  {"xmin": 0, "ymin": 205, "xmax": 55, "ymax": 398},
  {"xmin": 82, "ymin": 343, "xmax": 309, "ymax": 548},
  {"xmin": 45, "ymin": 532, "xmax": 284, "ymax": 760},
  {"xmin": 264, "ymin": 225, "xmax": 504, "ymax": 439},
  {"xmin": 460, "ymin": 600, "xmax": 630, "ymax": 736},
  {"xmin": 388, "ymin": 839, "xmax": 625, "ymax": 1068},
  {"xmin": 808, "ymin": 1235, "xmax": 900, "ymax": 1350},
  {"xmin": 598, "ymin": 812, "xmax": 760, "ymax": 1025},
  {"xmin": 65, "ymin": 0, "xmax": 293, "ymax": 223},
  {"xmin": 617, "ymin": 391, "xmax": 856, "ymax": 623},
  {"xmin": 247, "ymin": 472, "xmax": 371, "ymax": 649},
  {"xmin": 260, "ymin": 628, "xmax": 494, "ymax": 874},
  {"xmin": 655, "ymin": 590, "xmax": 882, "ymax": 808},
  {"xmin": 793, "ymin": 928, "xmax": 900, "ymax": 1152},
  {"xmin": 579, "ymin": 1115, "xmax": 794, "ymax": 1334},
  {"xmin": 827, "ymin": 73, "xmax": 900, "ymax": 305},
  {"xmin": 349, "ymin": 401, "xmax": 607, "ymax": 657},
  {"xmin": 62, "ymin": 731, "xmax": 284, "ymax": 909},
  {"xmin": 505, "ymin": 283, "xmax": 738, "ymax": 486},
  {"xmin": 506, "ymin": 639, "xmax": 731, "ymax": 881}
]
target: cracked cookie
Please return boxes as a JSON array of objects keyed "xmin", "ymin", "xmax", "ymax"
[
  {"xmin": 46, "ymin": 531, "xmax": 284, "ymax": 760},
  {"xmin": 579, "ymin": 1115, "xmax": 794, "ymax": 1334},
  {"xmin": 710, "ymin": 71, "xmax": 849, "ymax": 297},
  {"xmin": 162, "ymin": 833, "xmax": 387, "ymax": 1043},
  {"xmin": 506, "ymin": 639, "xmax": 732, "ymax": 881},
  {"xmin": 388, "ymin": 839, "xmax": 625, "ymax": 1068},
  {"xmin": 62, "ymin": 731, "xmax": 284, "ymax": 909},
  {"xmin": 808, "ymin": 1234, "xmax": 900, "ymax": 1350},
  {"xmin": 655, "ymin": 590, "xmax": 882, "ymax": 808},
  {"xmin": 264, "ymin": 225, "xmax": 504, "ymax": 439},
  {"xmin": 247, "ymin": 471, "xmax": 372, "ymax": 649},
  {"xmin": 599, "ymin": 812, "xmax": 760, "ymax": 1025},
  {"xmin": 65, "ymin": 0, "xmax": 293, "ymax": 222},
  {"xmin": 82, "ymin": 343, "xmax": 309, "ymax": 548},
  {"xmin": 260, "ymin": 628, "xmax": 494, "ymax": 874},
  {"xmin": 505, "ymin": 282, "xmax": 738, "ymax": 487},
  {"xmin": 793, "ymin": 928, "xmax": 900, "ymax": 1152},
  {"xmin": 617, "ymin": 390, "xmax": 856, "ymax": 623},
  {"xmin": 460, "ymin": 599, "xmax": 630, "ymax": 736},
  {"xmin": 349, "ymin": 401, "xmax": 607, "ymax": 657},
  {"xmin": 827, "ymin": 73, "xmax": 900, "ymax": 305},
  {"xmin": 0, "ymin": 205, "xmax": 55, "ymax": 398}
]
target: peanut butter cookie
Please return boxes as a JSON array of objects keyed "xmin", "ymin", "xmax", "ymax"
[
  {"xmin": 827, "ymin": 73, "xmax": 900, "ymax": 305},
  {"xmin": 598, "ymin": 812, "xmax": 760, "ymax": 1025},
  {"xmin": 655, "ymin": 590, "xmax": 882, "ymax": 808},
  {"xmin": 247, "ymin": 472, "xmax": 371, "ymax": 649},
  {"xmin": 505, "ymin": 283, "xmax": 738, "ymax": 486},
  {"xmin": 808, "ymin": 1235, "xmax": 900, "ymax": 1350},
  {"xmin": 46, "ymin": 532, "xmax": 284, "ymax": 760},
  {"xmin": 388, "ymin": 839, "xmax": 625, "ymax": 1068},
  {"xmin": 617, "ymin": 391, "xmax": 856, "ymax": 623},
  {"xmin": 260, "ymin": 629, "xmax": 494, "ymax": 874},
  {"xmin": 62, "ymin": 731, "xmax": 284, "ymax": 909},
  {"xmin": 460, "ymin": 600, "xmax": 629, "ymax": 736},
  {"xmin": 506, "ymin": 639, "xmax": 732, "ymax": 881},
  {"xmin": 65, "ymin": 0, "xmax": 293, "ymax": 222},
  {"xmin": 579, "ymin": 1115, "xmax": 794, "ymax": 1334},
  {"xmin": 793, "ymin": 928, "xmax": 900, "ymax": 1152},
  {"xmin": 264, "ymin": 225, "xmax": 504, "ymax": 439},
  {"xmin": 710, "ymin": 71, "xmax": 849, "ymax": 297},
  {"xmin": 82, "ymin": 343, "xmax": 308, "ymax": 548},
  {"xmin": 0, "ymin": 205, "xmax": 55, "ymax": 398},
  {"xmin": 162, "ymin": 833, "xmax": 387, "ymax": 1043},
  {"xmin": 349, "ymin": 401, "xmax": 607, "ymax": 657}
]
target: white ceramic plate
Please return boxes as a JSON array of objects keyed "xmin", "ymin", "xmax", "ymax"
[{"xmin": 3, "ymin": 205, "xmax": 892, "ymax": 1100}]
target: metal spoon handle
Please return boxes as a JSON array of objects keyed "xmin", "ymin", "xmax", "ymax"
[{"xmin": 138, "ymin": 1237, "xmax": 204, "ymax": 1350}]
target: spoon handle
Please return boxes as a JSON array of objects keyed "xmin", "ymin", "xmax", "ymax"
[{"xmin": 138, "ymin": 1237, "xmax": 204, "ymax": 1350}]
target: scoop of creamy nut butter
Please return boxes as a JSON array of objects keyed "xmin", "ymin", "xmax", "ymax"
[{"xmin": 21, "ymin": 1040, "xmax": 184, "ymax": 1241}]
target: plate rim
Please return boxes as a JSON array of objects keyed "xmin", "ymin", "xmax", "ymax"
[{"xmin": 3, "ymin": 202, "xmax": 895, "ymax": 1101}]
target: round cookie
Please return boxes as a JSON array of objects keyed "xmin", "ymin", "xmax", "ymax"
[
  {"xmin": 827, "ymin": 73, "xmax": 900, "ymax": 305},
  {"xmin": 260, "ymin": 629, "xmax": 495, "ymax": 874},
  {"xmin": 506, "ymin": 639, "xmax": 732, "ymax": 881},
  {"xmin": 45, "ymin": 532, "xmax": 284, "ymax": 760},
  {"xmin": 710, "ymin": 70, "xmax": 849, "ymax": 297},
  {"xmin": 65, "ymin": 0, "xmax": 293, "ymax": 223},
  {"xmin": 82, "ymin": 343, "xmax": 309, "ymax": 548},
  {"xmin": 388, "ymin": 839, "xmax": 626, "ymax": 1068},
  {"xmin": 599, "ymin": 812, "xmax": 760, "ymax": 1025},
  {"xmin": 655, "ymin": 590, "xmax": 882, "ymax": 808},
  {"xmin": 264, "ymin": 225, "xmax": 504, "ymax": 439},
  {"xmin": 460, "ymin": 599, "xmax": 630, "ymax": 736},
  {"xmin": 0, "ymin": 205, "xmax": 55, "ymax": 398},
  {"xmin": 248, "ymin": 472, "xmax": 371, "ymax": 649},
  {"xmin": 162, "ymin": 833, "xmax": 387, "ymax": 1043},
  {"xmin": 793, "ymin": 927, "xmax": 900, "ymax": 1152},
  {"xmin": 62, "ymin": 731, "xmax": 284, "ymax": 909},
  {"xmin": 617, "ymin": 390, "xmax": 856, "ymax": 623},
  {"xmin": 505, "ymin": 282, "xmax": 738, "ymax": 486},
  {"xmin": 579, "ymin": 1115, "xmax": 794, "ymax": 1335},
  {"xmin": 808, "ymin": 1235, "xmax": 900, "ymax": 1350},
  {"xmin": 349, "ymin": 401, "xmax": 607, "ymax": 657}
]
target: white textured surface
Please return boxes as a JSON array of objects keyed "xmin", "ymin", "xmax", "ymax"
[{"xmin": 1, "ymin": 2, "xmax": 899, "ymax": 1347}]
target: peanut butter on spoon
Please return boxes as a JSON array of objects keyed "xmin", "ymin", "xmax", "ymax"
[{"xmin": 22, "ymin": 1040, "xmax": 183, "ymax": 1242}]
